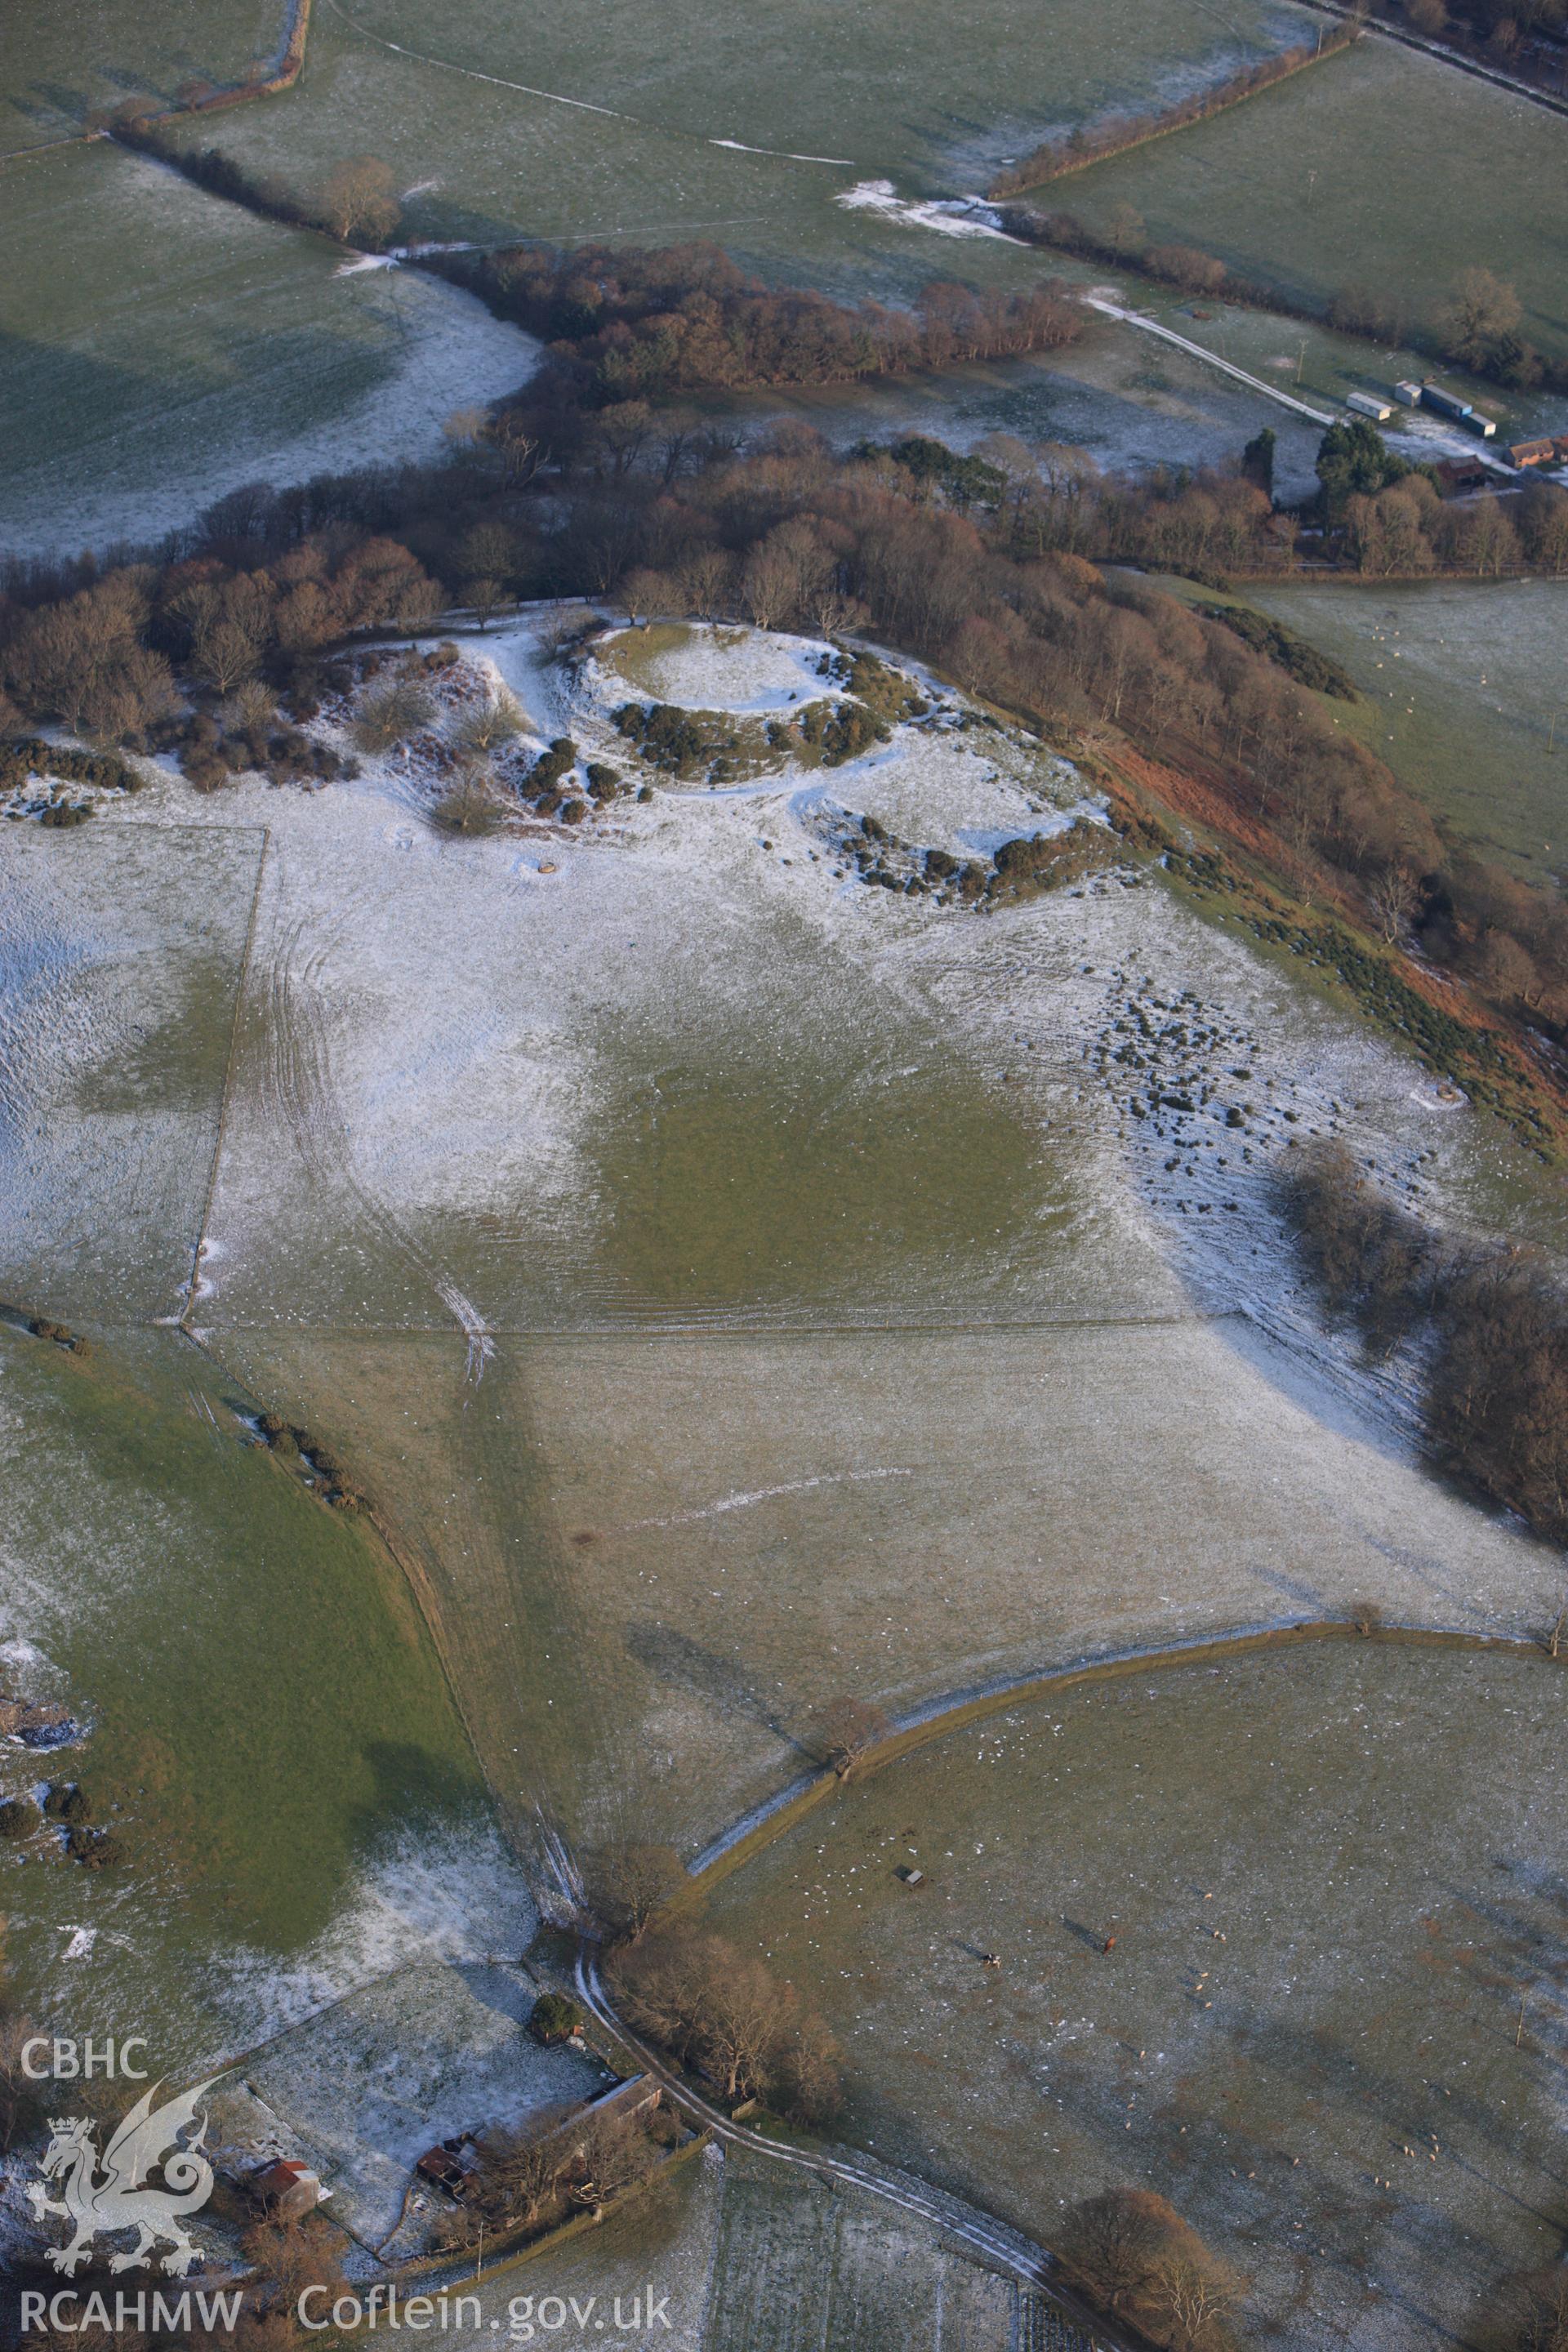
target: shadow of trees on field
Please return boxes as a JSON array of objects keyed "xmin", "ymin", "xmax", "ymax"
[{"xmin": 624, "ymin": 1619, "xmax": 809, "ymax": 1753}]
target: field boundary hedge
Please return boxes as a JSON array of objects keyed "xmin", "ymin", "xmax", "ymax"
[
  {"xmin": 1292, "ymin": 0, "xmax": 1568, "ymax": 119},
  {"xmin": 987, "ymin": 27, "xmax": 1356, "ymax": 198}
]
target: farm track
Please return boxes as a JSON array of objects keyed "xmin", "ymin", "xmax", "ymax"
[
  {"xmin": 679, "ymin": 1615, "xmax": 1567, "ymax": 1879},
  {"xmin": 564, "ymin": 1619, "xmax": 1566, "ymax": 2350},
  {"xmin": 1293, "ymin": 0, "xmax": 1568, "ymax": 116},
  {"xmin": 1083, "ymin": 296, "xmax": 1337, "ymax": 426},
  {"xmin": 172, "ymin": 1308, "xmax": 1241, "ymax": 1337},
  {"xmin": 572, "ymin": 1948, "xmax": 1126, "ymax": 2352},
  {"xmin": 249, "ymin": 882, "xmax": 496, "ymax": 1373},
  {"xmin": 180, "ymin": 822, "xmax": 270, "ymax": 1331}
]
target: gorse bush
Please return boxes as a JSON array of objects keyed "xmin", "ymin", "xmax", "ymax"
[
  {"xmin": 453, "ymin": 684, "xmax": 527, "ymax": 755},
  {"xmin": 353, "ymin": 676, "xmax": 436, "ymax": 754}
]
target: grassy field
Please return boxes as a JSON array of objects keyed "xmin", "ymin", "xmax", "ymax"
[
  {"xmin": 0, "ymin": 142, "xmax": 536, "ymax": 558},
  {"xmin": 702, "ymin": 2152, "xmax": 1020, "ymax": 2351},
  {"xmin": 11, "ymin": 623, "xmax": 1563, "ymax": 2071},
  {"xmin": 1048, "ymin": 34, "xmax": 1568, "ymax": 363},
  {"xmin": 0, "ymin": 0, "xmax": 1337, "ymax": 552},
  {"xmin": 1122, "ymin": 568, "xmax": 1568, "ymax": 900},
  {"xmin": 122, "ymin": 621, "xmax": 1562, "ymax": 1873},
  {"xmin": 701, "ymin": 1640, "xmax": 1568, "ymax": 2352},
  {"xmin": 0, "ymin": 817, "xmax": 262, "ymax": 1325},
  {"xmin": 161, "ymin": 0, "xmax": 1317, "ymax": 270},
  {"xmin": 196, "ymin": 642, "xmax": 1129, "ymax": 1338},
  {"xmin": 6, "ymin": 1, "xmax": 1566, "ymax": 549},
  {"xmin": 0, "ymin": 0, "xmax": 1335, "ymax": 552},
  {"xmin": 0, "ymin": 0, "xmax": 280, "ymax": 152},
  {"xmin": 1243, "ymin": 577, "xmax": 1568, "ymax": 886},
  {"xmin": 0, "ymin": 1321, "xmax": 496, "ymax": 2070},
  {"xmin": 430, "ymin": 2138, "xmax": 1023, "ymax": 2350},
  {"xmin": 1111, "ymin": 285, "xmax": 1566, "ymax": 445}
]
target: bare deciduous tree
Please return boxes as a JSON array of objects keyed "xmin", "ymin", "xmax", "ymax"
[
  {"xmin": 192, "ymin": 616, "xmax": 263, "ymax": 696},
  {"xmin": 1434, "ymin": 268, "xmax": 1524, "ymax": 370},
  {"xmin": 316, "ymin": 157, "xmax": 401, "ymax": 247},
  {"xmin": 612, "ymin": 1929, "xmax": 841, "ymax": 2120},
  {"xmin": 484, "ymin": 411, "xmax": 543, "ymax": 488},
  {"xmin": 808, "ymin": 1695, "xmax": 891, "ymax": 1779},
  {"xmin": 433, "ymin": 755, "xmax": 503, "ymax": 836},
  {"xmin": 1061, "ymin": 2189, "xmax": 1168, "ymax": 2313},
  {"xmin": 1517, "ymin": 2271, "xmax": 1568, "ymax": 2352},
  {"xmin": 462, "ymin": 577, "xmax": 508, "ymax": 631},
  {"xmin": 674, "ymin": 546, "xmax": 734, "ymax": 621},
  {"xmin": 353, "ymin": 675, "xmax": 435, "ymax": 755},
  {"xmin": 1149, "ymin": 2252, "xmax": 1239, "ymax": 2351},
  {"xmin": 455, "ymin": 684, "xmax": 528, "ymax": 756},
  {"xmin": 589, "ymin": 1842, "xmax": 685, "ymax": 1944},
  {"xmin": 564, "ymin": 2109, "xmax": 658, "ymax": 2218},
  {"xmin": 466, "ymin": 2105, "xmax": 577, "ymax": 2230},
  {"xmin": 1369, "ymin": 862, "xmax": 1419, "ymax": 943}
]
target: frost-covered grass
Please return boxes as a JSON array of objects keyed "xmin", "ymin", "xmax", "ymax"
[
  {"xmin": 599, "ymin": 623, "xmax": 844, "ymax": 715},
  {"xmin": 0, "ymin": 0, "xmax": 275, "ymax": 151},
  {"xmin": 439, "ymin": 2142, "xmax": 728, "ymax": 2348},
  {"xmin": 0, "ymin": 1324, "xmax": 498, "ymax": 2073},
  {"xmin": 715, "ymin": 313, "xmax": 1341, "ymax": 503},
  {"xmin": 7, "ymin": 612, "xmax": 1562, "ymax": 1938},
  {"xmin": 46, "ymin": 615, "xmax": 1539, "ymax": 1868},
  {"xmin": 1241, "ymin": 577, "xmax": 1568, "ymax": 887},
  {"xmin": 0, "ymin": 144, "xmax": 537, "ymax": 559},
  {"xmin": 702, "ymin": 1641, "xmax": 1568, "ymax": 2352},
  {"xmin": 4, "ymin": 614, "xmax": 1566, "ymax": 2313},
  {"xmin": 425, "ymin": 2139, "xmax": 1020, "ymax": 2351},
  {"xmin": 158, "ymin": 0, "xmax": 1317, "ymax": 267},
  {"xmin": 216, "ymin": 1961, "xmax": 614, "ymax": 2248},
  {"xmin": 1046, "ymin": 35, "xmax": 1568, "ymax": 363},
  {"xmin": 0, "ymin": 817, "xmax": 260, "ymax": 1324}
]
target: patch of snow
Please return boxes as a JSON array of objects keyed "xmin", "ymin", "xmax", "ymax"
[
  {"xmin": 589, "ymin": 621, "xmax": 847, "ymax": 715},
  {"xmin": 625, "ymin": 1467, "xmax": 914, "ymax": 1530},
  {"xmin": 834, "ymin": 180, "xmax": 1022, "ymax": 242}
]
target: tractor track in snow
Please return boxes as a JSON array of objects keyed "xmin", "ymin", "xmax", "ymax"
[{"xmin": 243, "ymin": 883, "xmax": 495, "ymax": 1376}]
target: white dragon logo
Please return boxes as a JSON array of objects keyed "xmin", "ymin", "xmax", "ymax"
[{"xmin": 27, "ymin": 2079, "xmax": 218, "ymax": 2276}]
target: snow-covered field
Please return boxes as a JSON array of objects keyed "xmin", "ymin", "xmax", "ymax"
[
  {"xmin": 4, "ymin": 615, "xmax": 1553, "ymax": 1869},
  {"xmin": 6, "ymin": 611, "xmax": 1564, "ymax": 2338},
  {"xmin": 0, "ymin": 822, "xmax": 261, "ymax": 1321},
  {"xmin": 215, "ymin": 1960, "xmax": 614, "ymax": 2250},
  {"xmin": 430, "ymin": 2139, "xmax": 1026, "ymax": 2352},
  {"xmin": 0, "ymin": 145, "xmax": 540, "ymax": 561}
]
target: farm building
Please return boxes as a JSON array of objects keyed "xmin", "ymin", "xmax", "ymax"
[
  {"xmin": 415, "ymin": 2140, "xmax": 474, "ymax": 2202},
  {"xmin": 250, "ymin": 2158, "xmax": 327, "ymax": 2220},
  {"xmin": 572, "ymin": 2074, "xmax": 662, "ymax": 2132},
  {"xmin": 1508, "ymin": 435, "xmax": 1568, "ymax": 468},
  {"xmin": 1433, "ymin": 456, "xmax": 1491, "ymax": 494}
]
